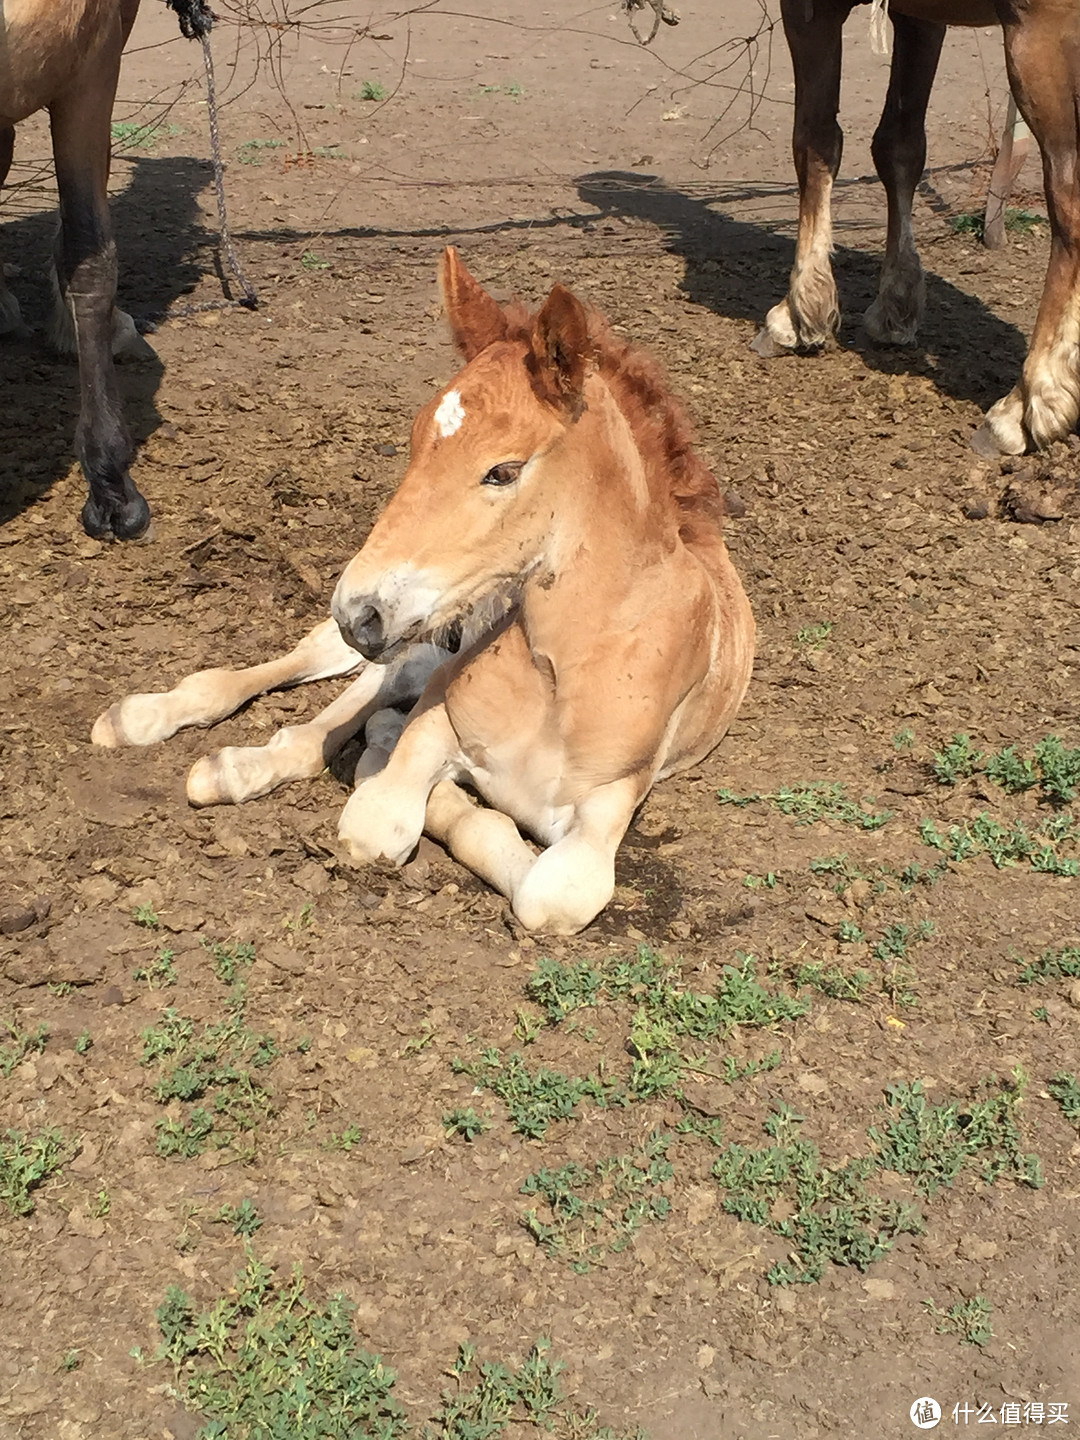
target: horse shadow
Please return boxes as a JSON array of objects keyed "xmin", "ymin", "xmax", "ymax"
[
  {"xmin": 575, "ymin": 170, "xmax": 1028, "ymax": 411},
  {"xmin": 0, "ymin": 154, "xmax": 212, "ymax": 529}
]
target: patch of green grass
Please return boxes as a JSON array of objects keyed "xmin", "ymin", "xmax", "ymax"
[
  {"xmin": 1015, "ymin": 944, "xmax": 1080, "ymax": 985},
  {"xmin": 0, "ymin": 1019, "xmax": 48, "ymax": 1078},
  {"xmin": 868, "ymin": 1075, "xmax": 1043, "ymax": 1195},
  {"xmin": 452, "ymin": 1049, "xmax": 622, "ymax": 1140},
  {"xmin": 300, "ymin": 250, "xmax": 331, "ymax": 271},
  {"xmin": 1048, "ymin": 1072, "xmax": 1080, "ymax": 1127},
  {"xmin": 719, "ymin": 782, "xmax": 893, "ymax": 831},
  {"xmin": 153, "ymin": 1251, "xmax": 409, "ymax": 1438},
  {"xmin": 920, "ymin": 812, "xmax": 1079, "ymax": 876},
  {"xmin": 60, "ymin": 1349, "xmax": 81, "ymax": 1372},
  {"xmin": 134, "ymin": 947, "xmax": 177, "ymax": 989},
  {"xmin": 872, "ymin": 920, "xmax": 934, "ymax": 963},
  {"xmin": 111, "ymin": 121, "xmax": 181, "ymax": 150},
  {"xmin": 0, "ymin": 1128, "xmax": 71, "ymax": 1216},
  {"xmin": 428, "ymin": 1337, "xmax": 643, "ymax": 1440},
  {"xmin": 932, "ymin": 733, "xmax": 1080, "ymax": 807},
  {"xmin": 356, "ymin": 80, "xmax": 387, "ymax": 101},
  {"xmin": 237, "ymin": 137, "xmax": 286, "ymax": 165},
  {"xmin": 521, "ymin": 1133, "xmax": 673, "ymax": 1272},
  {"xmin": 206, "ymin": 940, "xmax": 256, "ymax": 988},
  {"xmin": 711, "ymin": 1115, "xmax": 923, "ymax": 1285},
  {"xmin": 443, "ymin": 1107, "xmax": 491, "ymax": 1142},
  {"xmin": 924, "ymin": 1294, "xmax": 993, "ymax": 1346},
  {"xmin": 216, "ymin": 1198, "xmax": 262, "ymax": 1237},
  {"xmin": 743, "ymin": 871, "xmax": 779, "ymax": 889},
  {"xmin": 141, "ymin": 1001, "xmax": 279, "ymax": 1159},
  {"xmin": 133, "ymin": 904, "xmax": 160, "ymax": 929}
]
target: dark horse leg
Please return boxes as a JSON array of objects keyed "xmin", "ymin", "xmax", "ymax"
[
  {"xmin": 752, "ymin": 0, "xmax": 849, "ymax": 356},
  {"xmin": 0, "ymin": 127, "xmax": 29, "ymax": 339},
  {"xmin": 976, "ymin": 0, "xmax": 1080, "ymax": 454},
  {"xmin": 863, "ymin": 12, "xmax": 946, "ymax": 344},
  {"xmin": 49, "ymin": 81, "xmax": 150, "ymax": 540}
]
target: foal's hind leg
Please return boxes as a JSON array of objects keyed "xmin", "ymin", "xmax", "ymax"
[
  {"xmin": 753, "ymin": 0, "xmax": 846, "ymax": 356},
  {"xmin": 92, "ymin": 618, "xmax": 365, "ymax": 748},
  {"xmin": 863, "ymin": 15, "xmax": 945, "ymax": 345},
  {"xmin": 186, "ymin": 644, "xmax": 447, "ymax": 806}
]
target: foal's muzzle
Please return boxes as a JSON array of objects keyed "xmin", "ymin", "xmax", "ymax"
[{"xmin": 337, "ymin": 601, "xmax": 387, "ymax": 660}]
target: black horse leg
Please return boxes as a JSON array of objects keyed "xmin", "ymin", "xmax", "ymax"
[{"xmin": 49, "ymin": 92, "xmax": 150, "ymax": 540}]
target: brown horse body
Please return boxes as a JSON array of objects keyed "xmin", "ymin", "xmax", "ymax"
[
  {"xmin": 755, "ymin": 0, "xmax": 1080, "ymax": 456},
  {"xmin": 92, "ymin": 251, "xmax": 755, "ymax": 935},
  {"xmin": 1, "ymin": 0, "xmax": 151, "ymax": 538}
]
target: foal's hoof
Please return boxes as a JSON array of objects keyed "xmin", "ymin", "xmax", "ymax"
[
  {"xmin": 749, "ymin": 326, "xmax": 794, "ymax": 359},
  {"xmin": 80, "ymin": 491, "xmax": 152, "ymax": 542}
]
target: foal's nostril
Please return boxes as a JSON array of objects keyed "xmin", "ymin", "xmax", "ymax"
[{"xmin": 341, "ymin": 602, "xmax": 387, "ymax": 660}]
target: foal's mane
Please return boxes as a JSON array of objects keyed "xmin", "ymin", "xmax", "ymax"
[{"xmin": 501, "ymin": 298, "xmax": 725, "ymax": 544}]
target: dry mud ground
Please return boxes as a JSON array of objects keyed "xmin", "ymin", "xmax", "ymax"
[{"xmin": 1, "ymin": 3, "xmax": 1079, "ymax": 1438}]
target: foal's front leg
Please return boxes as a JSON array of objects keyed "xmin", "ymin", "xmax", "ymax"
[{"xmin": 92, "ymin": 618, "xmax": 365, "ymax": 747}]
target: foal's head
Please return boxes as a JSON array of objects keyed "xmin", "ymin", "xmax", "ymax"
[{"xmin": 332, "ymin": 249, "xmax": 597, "ymax": 660}]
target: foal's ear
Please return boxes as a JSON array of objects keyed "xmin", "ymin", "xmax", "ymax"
[
  {"xmin": 530, "ymin": 283, "xmax": 590, "ymax": 416},
  {"xmin": 439, "ymin": 247, "xmax": 508, "ymax": 360}
]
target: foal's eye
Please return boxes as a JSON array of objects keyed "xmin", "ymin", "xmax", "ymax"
[{"xmin": 481, "ymin": 461, "xmax": 524, "ymax": 488}]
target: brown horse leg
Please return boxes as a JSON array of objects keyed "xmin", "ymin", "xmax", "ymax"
[
  {"xmin": 752, "ymin": 0, "xmax": 848, "ymax": 356},
  {"xmin": 977, "ymin": 1, "xmax": 1080, "ymax": 454},
  {"xmin": 0, "ymin": 127, "xmax": 29, "ymax": 340},
  {"xmin": 864, "ymin": 13, "xmax": 945, "ymax": 345},
  {"xmin": 49, "ymin": 85, "xmax": 150, "ymax": 539}
]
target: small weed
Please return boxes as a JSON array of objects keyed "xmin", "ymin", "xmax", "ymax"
[
  {"xmin": 443, "ymin": 1107, "xmax": 490, "ymax": 1141},
  {"xmin": 872, "ymin": 920, "xmax": 934, "ymax": 963},
  {"xmin": 924, "ymin": 1294, "xmax": 993, "ymax": 1346},
  {"xmin": 91, "ymin": 1188, "xmax": 111, "ymax": 1219},
  {"xmin": 300, "ymin": 251, "xmax": 331, "ymax": 271},
  {"xmin": 932, "ymin": 734, "xmax": 984, "ymax": 785},
  {"xmin": 795, "ymin": 962, "xmax": 873, "ymax": 1002},
  {"xmin": 743, "ymin": 872, "xmax": 779, "ymax": 889},
  {"xmin": 521, "ymin": 1133, "xmax": 673, "ymax": 1272},
  {"xmin": 1004, "ymin": 207, "xmax": 1046, "ymax": 233},
  {"xmin": 1015, "ymin": 944, "xmax": 1080, "ymax": 985},
  {"xmin": 206, "ymin": 939, "xmax": 256, "ymax": 987},
  {"xmin": 310, "ymin": 145, "xmax": 347, "ymax": 160},
  {"xmin": 796, "ymin": 622, "xmax": 833, "ymax": 650},
  {"xmin": 983, "ymin": 745, "xmax": 1036, "ymax": 794},
  {"xmin": 323, "ymin": 1124, "xmax": 364, "ymax": 1153},
  {"xmin": 47, "ymin": 981, "xmax": 75, "ymax": 998},
  {"xmin": 284, "ymin": 903, "xmax": 315, "ymax": 933},
  {"xmin": 237, "ymin": 136, "xmax": 286, "ymax": 164},
  {"xmin": 1048, "ymin": 1073, "xmax": 1080, "ymax": 1127},
  {"xmin": 401, "ymin": 1024, "xmax": 437, "ymax": 1056},
  {"xmin": 719, "ymin": 783, "xmax": 893, "ymax": 831},
  {"xmin": 59, "ymin": 1349, "xmax": 81, "ymax": 1372},
  {"xmin": 216, "ymin": 1198, "xmax": 263, "ymax": 1236},
  {"xmin": 950, "ymin": 211, "xmax": 984, "ymax": 237},
  {"xmin": 1, "ymin": 1020, "xmax": 48, "ymax": 1078},
  {"xmin": 133, "ymin": 904, "xmax": 160, "ymax": 929},
  {"xmin": 920, "ymin": 813, "xmax": 1079, "ymax": 876},
  {"xmin": 868, "ymin": 1075, "xmax": 1043, "ymax": 1195},
  {"xmin": 477, "ymin": 81, "xmax": 525, "ymax": 101},
  {"xmin": 154, "ymin": 1251, "xmax": 409, "ymax": 1438},
  {"xmin": 525, "ymin": 957, "xmax": 603, "ymax": 1024},
  {"xmin": 357, "ymin": 79, "xmax": 388, "ymax": 100},
  {"xmin": 836, "ymin": 920, "xmax": 865, "ymax": 944},
  {"xmin": 1032, "ymin": 1005, "xmax": 1051, "ymax": 1023},
  {"xmin": 0, "ymin": 1128, "xmax": 71, "ymax": 1216},
  {"xmin": 893, "ymin": 728, "xmax": 916, "ymax": 752},
  {"xmin": 74, "ymin": 1032, "xmax": 92, "ymax": 1055},
  {"xmin": 134, "ymin": 947, "xmax": 177, "ymax": 989},
  {"xmin": 514, "ymin": 1008, "xmax": 544, "ymax": 1045}
]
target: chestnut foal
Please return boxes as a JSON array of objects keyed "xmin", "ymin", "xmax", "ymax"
[
  {"xmin": 755, "ymin": 0, "xmax": 1080, "ymax": 457},
  {"xmin": 93, "ymin": 250, "xmax": 755, "ymax": 933}
]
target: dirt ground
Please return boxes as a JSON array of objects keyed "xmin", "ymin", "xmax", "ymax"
[{"xmin": 2, "ymin": 3, "xmax": 1079, "ymax": 1437}]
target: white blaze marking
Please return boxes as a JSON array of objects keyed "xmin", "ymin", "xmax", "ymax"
[{"xmin": 434, "ymin": 389, "xmax": 465, "ymax": 438}]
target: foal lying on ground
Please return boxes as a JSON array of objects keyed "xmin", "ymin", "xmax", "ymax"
[{"xmin": 93, "ymin": 249, "xmax": 755, "ymax": 934}]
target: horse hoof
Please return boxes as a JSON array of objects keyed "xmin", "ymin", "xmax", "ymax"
[
  {"xmin": 80, "ymin": 491, "xmax": 152, "ymax": 542},
  {"xmin": 971, "ymin": 421, "xmax": 1025, "ymax": 459},
  {"xmin": 749, "ymin": 326, "xmax": 793, "ymax": 359},
  {"xmin": 91, "ymin": 706, "xmax": 124, "ymax": 747},
  {"xmin": 187, "ymin": 756, "xmax": 226, "ymax": 807}
]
